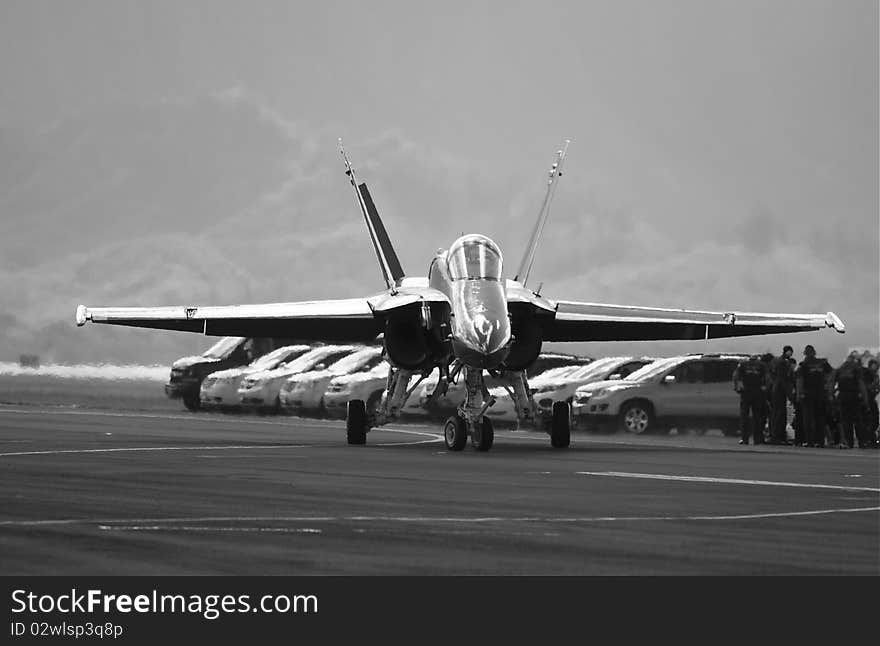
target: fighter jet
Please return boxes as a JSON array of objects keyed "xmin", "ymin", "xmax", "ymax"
[{"xmin": 76, "ymin": 140, "xmax": 845, "ymax": 452}]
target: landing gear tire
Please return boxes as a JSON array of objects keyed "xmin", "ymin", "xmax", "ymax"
[
  {"xmin": 444, "ymin": 415, "xmax": 468, "ymax": 451},
  {"xmin": 550, "ymin": 401, "xmax": 571, "ymax": 448},
  {"xmin": 471, "ymin": 417, "xmax": 494, "ymax": 452},
  {"xmin": 620, "ymin": 402, "xmax": 653, "ymax": 434},
  {"xmin": 183, "ymin": 394, "xmax": 200, "ymax": 412},
  {"xmin": 346, "ymin": 399, "xmax": 368, "ymax": 445}
]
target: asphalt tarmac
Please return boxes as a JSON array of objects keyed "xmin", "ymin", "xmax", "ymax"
[{"xmin": 1, "ymin": 406, "xmax": 877, "ymax": 575}]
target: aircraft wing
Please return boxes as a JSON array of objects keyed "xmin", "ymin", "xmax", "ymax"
[
  {"xmin": 538, "ymin": 299, "xmax": 845, "ymax": 342},
  {"xmin": 75, "ymin": 286, "xmax": 449, "ymax": 343},
  {"xmin": 75, "ymin": 299, "xmax": 381, "ymax": 342}
]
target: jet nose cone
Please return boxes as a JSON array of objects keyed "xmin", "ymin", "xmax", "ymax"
[
  {"xmin": 471, "ymin": 312, "xmax": 504, "ymax": 353},
  {"xmin": 457, "ymin": 314, "xmax": 510, "ymax": 369}
]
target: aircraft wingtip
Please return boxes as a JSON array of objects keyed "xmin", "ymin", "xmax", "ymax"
[{"xmin": 825, "ymin": 311, "xmax": 845, "ymax": 333}]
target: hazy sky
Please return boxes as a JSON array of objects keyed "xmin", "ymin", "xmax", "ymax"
[{"xmin": 1, "ymin": 0, "xmax": 877, "ymax": 362}]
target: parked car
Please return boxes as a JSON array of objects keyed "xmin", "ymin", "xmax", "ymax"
[
  {"xmin": 323, "ymin": 360, "xmax": 391, "ymax": 419},
  {"xmin": 482, "ymin": 364, "xmax": 591, "ymax": 424},
  {"xmin": 280, "ymin": 346, "xmax": 385, "ymax": 415},
  {"xmin": 572, "ymin": 354, "xmax": 749, "ymax": 435},
  {"xmin": 199, "ymin": 344, "xmax": 312, "ymax": 410},
  {"xmin": 165, "ymin": 337, "xmax": 293, "ymax": 411},
  {"xmin": 406, "ymin": 353, "xmax": 591, "ymax": 419},
  {"xmin": 236, "ymin": 345, "xmax": 359, "ymax": 413},
  {"xmin": 527, "ymin": 352, "xmax": 592, "ymax": 374},
  {"xmin": 529, "ymin": 356, "xmax": 654, "ymax": 423}
]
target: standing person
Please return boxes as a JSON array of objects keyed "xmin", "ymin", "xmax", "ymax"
[
  {"xmin": 733, "ymin": 354, "xmax": 768, "ymax": 445},
  {"xmin": 796, "ymin": 345, "xmax": 833, "ymax": 448},
  {"xmin": 768, "ymin": 346, "xmax": 795, "ymax": 444},
  {"xmin": 835, "ymin": 352, "xmax": 870, "ymax": 448},
  {"xmin": 863, "ymin": 359, "xmax": 879, "ymax": 448},
  {"xmin": 790, "ymin": 356, "xmax": 804, "ymax": 445},
  {"xmin": 758, "ymin": 353, "xmax": 774, "ymax": 441}
]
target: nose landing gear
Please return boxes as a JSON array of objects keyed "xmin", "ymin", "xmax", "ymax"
[{"xmin": 442, "ymin": 414, "xmax": 494, "ymax": 452}]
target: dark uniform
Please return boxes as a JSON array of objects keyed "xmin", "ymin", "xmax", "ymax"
[
  {"xmin": 768, "ymin": 353, "xmax": 795, "ymax": 443},
  {"xmin": 863, "ymin": 362, "xmax": 879, "ymax": 447},
  {"xmin": 790, "ymin": 357, "xmax": 804, "ymax": 444},
  {"xmin": 733, "ymin": 356, "xmax": 768, "ymax": 444},
  {"xmin": 834, "ymin": 357, "xmax": 869, "ymax": 448},
  {"xmin": 796, "ymin": 349, "xmax": 832, "ymax": 448},
  {"xmin": 758, "ymin": 353, "xmax": 774, "ymax": 439}
]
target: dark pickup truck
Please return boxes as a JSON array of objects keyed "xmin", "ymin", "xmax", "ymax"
[{"xmin": 165, "ymin": 337, "xmax": 295, "ymax": 410}]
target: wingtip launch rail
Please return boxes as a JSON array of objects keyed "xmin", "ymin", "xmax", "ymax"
[{"xmin": 515, "ymin": 139, "xmax": 571, "ymax": 287}]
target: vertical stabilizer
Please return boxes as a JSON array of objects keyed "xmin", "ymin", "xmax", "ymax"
[
  {"xmin": 339, "ymin": 139, "xmax": 406, "ymax": 290},
  {"xmin": 514, "ymin": 140, "xmax": 571, "ymax": 287}
]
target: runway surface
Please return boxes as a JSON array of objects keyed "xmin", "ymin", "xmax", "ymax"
[{"xmin": 1, "ymin": 406, "xmax": 877, "ymax": 575}]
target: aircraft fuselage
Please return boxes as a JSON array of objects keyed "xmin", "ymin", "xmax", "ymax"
[{"xmin": 428, "ymin": 234, "xmax": 512, "ymax": 370}]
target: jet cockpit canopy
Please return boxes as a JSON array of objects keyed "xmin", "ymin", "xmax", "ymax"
[{"xmin": 447, "ymin": 234, "xmax": 503, "ymax": 281}]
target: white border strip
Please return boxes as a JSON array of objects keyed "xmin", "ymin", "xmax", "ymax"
[
  {"xmin": 1, "ymin": 507, "xmax": 877, "ymax": 529},
  {"xmin": 577, "ymin": 471, "xmax": 880, "ymax": 493},
  {"xmin": 0, "ymin": 444, "xmax": 308, "ymax": 458}
]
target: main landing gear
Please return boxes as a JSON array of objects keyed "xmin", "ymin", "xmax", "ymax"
[
  {"xmin": 346, "ymin": 399, "xmax": 368, "ymax": 445},
  {"xmin": 345, "ymin": 364, "xmax": 421, "ymax": 446},
  {"xmin": 499, "ymin": 369, "xmax": 571, "ymax": 449},
  {"xmin": 550, "ymin": 400, "xmax": 571, "ymax": 448}
]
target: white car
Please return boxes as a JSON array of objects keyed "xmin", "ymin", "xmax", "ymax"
[
  {"xmin": 199, "ymin": 344, "xmax": 311, "ymax": 410},
  {"xmin": 236, "ymin": 345, "xmax": 359, "ymax": 412},
  {"xmin": 484, "ymin": 365, "xmax": 589, "ymax": 424},
  {"xmin": 279, "ymin": 346, "xmax": 385, "ymax": 415},
  {"xmin": 570, "ymin": 354, "xmax": 750, "ymax": 434},
  {"xmin": 528, "ymin": 356, "xmax": 654, "ymax": 422},
  {"xmin": 321, "ymin": 360, "xmax": 391, "ymax": 419},
  {"xmin": 571, "ymin": 357, "xmax": 686, "ymax": 422}
]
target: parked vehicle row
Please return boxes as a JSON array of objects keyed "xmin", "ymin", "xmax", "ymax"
[
  {"xmin": 199, "ymin": 344, "xmax": 311, "ymax": 409},
  {"xmin": 165, "ymin": 337, "xmax": 300, "ymax": 411},
  {"xmin": 166, "ymin": 338, "xmax": 755, "ymax": 434}
]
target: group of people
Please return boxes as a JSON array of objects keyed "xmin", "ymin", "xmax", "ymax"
[{"xmin": 733, "ymin": 345, "xmax": 880, "ymax": 449}]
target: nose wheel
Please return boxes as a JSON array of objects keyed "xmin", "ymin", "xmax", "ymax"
[
  {"xmin": 444, "ymin": 415, "xmax": 468, "ymax": 451},
  {"xmin": 471, "ymin": 417, "xmax": 494, "ymax": 451},
  {"xmin": 443, "ymin": 414, "xmax": 494, "ymax": 452}
]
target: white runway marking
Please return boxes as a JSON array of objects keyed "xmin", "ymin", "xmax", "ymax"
[
  {"xmin": 2, "ymin": 506, "xmax": 878, "ymax": 529},
  {"xmin": 372, "ymin": 428, "xmax": 444, "ymax": 446},
  {"xmin": 0, "ymin": 444, "xmax": 309, "ymax": 457},
  {"xmin": 577, "ymin": 471, "xmax": 880, "ymax": 493},
  {"xmin": 0, "ymin": 407, "xmax": 436, "ymax": 436},
  {"xmin": 0, "ymin": 425, "xmax": 442, "ymax": 457},
  {"xmin": 0, "ymin": 407, "xmax": 285, "ymax": 425},
  {"xmin": 98, "ymin": 525, "xmax": 322, "ymax": 534}
]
